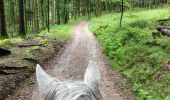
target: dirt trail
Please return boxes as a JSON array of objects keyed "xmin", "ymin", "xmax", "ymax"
[{"xmin": 6, "ymin": 22, "xmax": 134, "ymax": 100}]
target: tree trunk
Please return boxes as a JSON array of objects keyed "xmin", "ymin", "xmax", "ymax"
[
  {"xmin": 157, "ymin": 26, "xmax": 170, "ymax": 37},
  {"xmin": 19, "ymin": 0, "xmax": 26, "ymax": 38},
  {"xmin": 40, "ymin": 0, "xmax": 45, "ymax": 29},
  {"xmin": 57, "ymin": 0, "xmax": 60, "ymax": 25},
  {"xmin": 73, "ymin": 0, "xmax": 77, "ymax": 20},
  {"xmin": 0, "ymin": 0, "xmax": 8, "ymax": 38},
  {"xmin": 47, "ymin": 0, "xmax": 50, "ymax": 32},
  {"xmin": 160, "ymin": 29, "xmax": 170, "ymax": 37},
  {"xmin": 120, "ymin": 0, "xmax": 124, "ymax": 28}
]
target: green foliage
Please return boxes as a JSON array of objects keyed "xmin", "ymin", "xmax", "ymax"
[
  {"xmin": 129, "ymin": 20, "xmax": 149, "ymax": 29},
  {"xmin": 0, "ymin": 38, "xmax": 22, "ymax": 49},
  {"xmin": 37, "ymin": 21, "xmax": 76, "ymax": 42},
  {"xmin": 22, "ymin": 21, "xmax": 74, "ymax": 60},
  {"xmin": 90, "ymin": 8, "xmax": 170, "ymax": 99},
  {"xmin": 23, "ymin": 44, "xmax": 54, "ymax": 61},
  {"xmin": 132, "ymin": 83, "xmax": 154, "ymax": 100},
  {"xmin": 159, "ymin": 39, "xmax": 170, "ymax": 53},
  {"xmin": 23, "ymin": 46, "xmax": 40, "ymax": 59},
  {"xmin": 0, "ymin": 19, "xmax": 73, "ymax": 49}
]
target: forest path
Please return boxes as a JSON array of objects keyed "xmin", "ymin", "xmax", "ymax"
[{"xmin": 6, "ymin": 22, "xmax": 134, "ymax": 100}]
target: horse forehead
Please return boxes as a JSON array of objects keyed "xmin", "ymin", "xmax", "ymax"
[
  {"xmin": 63, "ymin": 81, "xmax": 91, "ymax": 90},
  {"xmin": 53, "ymin": 82, "xmax": 94, "ymax": 100},
  {"xmin": 56, "ymin": 81, "xmax": 94, "ymax": 95}
]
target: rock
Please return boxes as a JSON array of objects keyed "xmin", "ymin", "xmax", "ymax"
[
  {"xmin": 0, "ymin": 58, "xmax": 32, "ymax": 69},
  {"xmin": 167, "ymin": 65, "xmax": 170, "ymax": 71}
]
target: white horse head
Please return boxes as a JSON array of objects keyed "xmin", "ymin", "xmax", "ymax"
[{"xmin": 36, "ymin": 60, "xmax": 102, "ymax": 100}]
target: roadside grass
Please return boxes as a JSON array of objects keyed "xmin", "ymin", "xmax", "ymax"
[
  {"xmin": 37, "ymin": 24, "xmax": 72, "ymax": 42},
  {"xmin": 0, "ymin": 18, "xmax": 82, "ymax": 48},
  {"xmin": 0, "ymin": 14, "xmax": 91, "ymax": 49},
  {"xmin": 90, "ymin": 8, "xmax": 170, "ymax": 99},
  {"xmin": 36, "ymin": 16, "xmax": 90, "ymax": 42}
]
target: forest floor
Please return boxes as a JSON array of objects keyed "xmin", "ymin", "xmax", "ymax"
[{"xmin": 5, "ymin": 22, "xmax": 134, "ymax": 100}]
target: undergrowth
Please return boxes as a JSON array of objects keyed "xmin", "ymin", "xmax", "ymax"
[{"xmin": 90, "ymin": 8, "xmax": 170, "ymax": 99}]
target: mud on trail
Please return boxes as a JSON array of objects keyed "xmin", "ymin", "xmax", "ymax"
[{"xmin": 6, "ymin": 22, "xmax": 134, "ymax": 100}]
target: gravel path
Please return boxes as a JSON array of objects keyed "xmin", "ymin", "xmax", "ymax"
[{"xmin": 6, "ymin": 22, "xmax": 134, "ymax": 100}]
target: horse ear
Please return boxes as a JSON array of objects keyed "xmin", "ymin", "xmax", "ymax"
[
  {"xmin": 84, "ymin": 60, "xmax": 100, "ymax": 88},
  {"xmin": 36, "ymin": 64, "xmax": 60, "ymax": 95}
]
